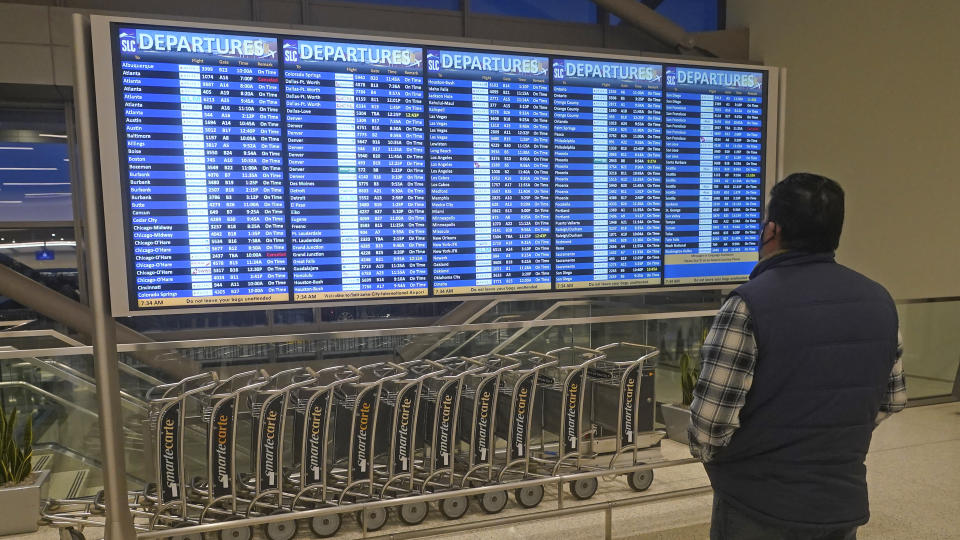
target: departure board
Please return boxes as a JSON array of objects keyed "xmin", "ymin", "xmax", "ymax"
[
  {"xmin": 662, "ymin": 67, "xmax": 764, "ymax": 284},
  {"xmin": 427, "ymin": 50, "xmax": 552, "ymax": 296},
  {"xmin": 99, "ymin": 21, "xmax": 776, "ymax": 314},
  {"xmin": 553, "ymin": 59, "xmax": 663, "ymax": 289},
  {"xmin": 117, "ymin": 28, "xmax": 288, "ymax": 308},
  {"xmin": 283, "ymin": 40, "xmax": 428, "ymax": 300}
]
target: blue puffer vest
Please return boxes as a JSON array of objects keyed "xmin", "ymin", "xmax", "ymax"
[{"xmin": 704, "ymin": 251, "xmax": 898, "ymax": 527}]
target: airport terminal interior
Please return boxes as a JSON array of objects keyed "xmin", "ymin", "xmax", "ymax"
[{"xmin": 0, "ymin": 0, "xmax": 956, "ymax": 538}]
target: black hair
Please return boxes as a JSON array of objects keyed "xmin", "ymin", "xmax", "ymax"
[{"xmin": 767, "ymin": 172, "xmax": 845, "ymax": 253}]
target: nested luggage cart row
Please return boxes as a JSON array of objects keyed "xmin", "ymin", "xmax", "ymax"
[{"xmin": 44, "ymin": 343, "xmax": 662, "ymax": 540}]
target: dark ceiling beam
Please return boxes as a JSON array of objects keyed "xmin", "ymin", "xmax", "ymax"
[{"xmin": 590, "ymin": 0, "xmax": 716, "ymax": 55}]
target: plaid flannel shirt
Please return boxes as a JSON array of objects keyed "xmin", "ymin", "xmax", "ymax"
[{"xmin": 687, "ymin": 295, "xmax": 907, "ymax": 463}]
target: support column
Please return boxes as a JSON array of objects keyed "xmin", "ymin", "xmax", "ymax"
[{"xmin": 70, "ymin": 13, "xmax": 137, "ymax": 539}]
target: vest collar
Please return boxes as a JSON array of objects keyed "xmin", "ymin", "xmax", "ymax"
[{"xmin": 749, "ymin": 250, "xmax": 837, "ymax": 280}]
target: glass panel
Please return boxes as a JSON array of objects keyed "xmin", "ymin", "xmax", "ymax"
[
  {"xmin": 472, "ymin": 0, "xmax": 599, "ymax": 23},
  {"xmin": 897, "ymin": 300, "xmax": 960, "ymax": 399},
  {"xmin": 0, "ymin": 108, "xmax": 72, "ymax": 225}
]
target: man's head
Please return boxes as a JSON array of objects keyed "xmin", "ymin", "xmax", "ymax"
[{"xmin": 759, "ymin": 173, "xmax": 845, "ymax": 259}]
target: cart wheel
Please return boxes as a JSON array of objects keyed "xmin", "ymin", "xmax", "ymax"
[
  {"xmin": 264, "ymin": 509, "xmax": 298, "ymax": 540},
  {"xmin": 398, "ymin": 501, "xmax": 429, "ymax": 525},
  {"xmin": 478, "ymin": 490, "xmax": 508, "ymax": 514},
  {"xmin": 309, "ymin": 513, "xmax": 342, "ymax": 538},
  {"xmin": 514, "ymin": 485, "xmax": 544, "ymax": 508},
  {"xmin": 218, "ymin": 522, "xmax": 253, "ymax": 540},
  {"xmin": 355, "ymin": 507, "xmax": 388, "ymax": 532},
  {"xmin": 569, "ymin": 477, "xmax": 599, "ymax": 500},
  {"xmin": 59, "ymin": 527, "xmax": 85, "ymax": 540},
  {"xmin": 166, "ymin": 522, "xmax": 203, "ymax": 540},
  {"xmin": 438, "ymin": 495, "xmax": 469, "ymax": 519},
  {"xmin": 627, "ymin": 468, "xmax": 654, "ymax": 492}
]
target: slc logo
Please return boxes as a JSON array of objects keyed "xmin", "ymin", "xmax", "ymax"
[
  {"xmin": 427, "ymin": 54, "xmax": 439, "ymax": 72},
  {"xmin": 119, "ymin": 31, "xmax": 136, "ymax": 53},
  {"xmin": 283, "ymin": 42, "xmax": 298, "ymax": 62},
  {"xmin": 553, "ymin": 62, "xmax": 564, "ymax": 79}
]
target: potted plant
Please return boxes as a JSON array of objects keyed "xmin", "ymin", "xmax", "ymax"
[
  {"xmin": 661, "ymin": 328, "xmax": 703, "ymax": 444},
  {"xmin": 0, "ymin": 404, "xmax": 49, "ymax": 536}
]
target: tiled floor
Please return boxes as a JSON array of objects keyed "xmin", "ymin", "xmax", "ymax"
[{"xmin": 15, "ymin": 402, "xmax": 960, "ymax": 539}]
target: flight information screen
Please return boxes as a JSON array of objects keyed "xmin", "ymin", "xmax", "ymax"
[
  {"xmin": 662, "ymin": 66, "xmax": 764, "ymax": 284},
  {"xmin": 283, "ymin": 39, "xmax": 428, "ymax": 300},
  {"xmin": 106, "ymin": 22, "xmax": 771, "ymax": 312},
  {"xmin": 427, "ymin": 50, "xmax": 552, "ymax": 296},
  {"xmin": 117, "ymin": 28, "xmax": 288, "ymax": 308},
  {"xmin": 553, "ymin": 59, "xmax": 663, "ymax": 290}
]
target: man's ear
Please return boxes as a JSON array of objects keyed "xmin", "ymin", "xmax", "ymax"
[{"xmin": 768, "ymin": 221, "xmax": 780, "ymax": 239}]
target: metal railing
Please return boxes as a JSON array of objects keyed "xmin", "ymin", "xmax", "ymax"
[{"xmin": 134, "ymin": 458, "xmax": 707, "ymax": 539}]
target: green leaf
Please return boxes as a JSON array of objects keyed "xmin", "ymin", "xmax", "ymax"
[
  {"xmin": 23, "ymin": 414, "xmax": 33, "ymax": 453},
  {"xmin": 15, "ymin": 450, "xmax": 32, "ymax": 483}
]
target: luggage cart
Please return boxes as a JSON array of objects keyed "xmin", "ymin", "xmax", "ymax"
[
  {"xmin": 491, "ymin": 351, "xmax": 558, "ymax": 510},
  {"xmin": 188, "ymin": 370, "xmax": 271, "ymax": 540},
  {"xmin": 411, "ymin": 357, "xmax": 484, "ymax": 520},
  {"xmin": 591, "ymin": 342, "xmax": 661, "ymax": 492},
  {"xmin": 372, "ymin": 359, "xmax": 447, "ymax": 526},
  {"xmin": 529, "ymin": 346, "xmax": 607, "ymax": 501},
  {"xmin": 288, "ymin": 366, "xmax": 362, "ymax": 538},
  {"xmin": 143, "ymin": 372, "xmax": 219, "ymax": 535},
  {"xmin": 327, "ymin": 362, "xmax": 407, "ymax": 532},
  {"xmin": 454, "ymin": 354, "xmax": 521, "ymax": 514},
  {"xmin": 242, "ymin": 367, "xmax": 318, "ymax": 540}
]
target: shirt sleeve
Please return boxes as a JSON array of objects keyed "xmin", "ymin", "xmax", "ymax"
[
  {"xmin": 876, "ymin": 329, "xmax": 907, "ymax": 424},
  {"xmin": 687, "ymin": 295, "xmax": 757, "ymax": 463}
]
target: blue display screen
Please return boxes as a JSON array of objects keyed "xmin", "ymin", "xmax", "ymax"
[{"xmin": 112, "ymin": 24, "xmax": 767, "ymax": 311}]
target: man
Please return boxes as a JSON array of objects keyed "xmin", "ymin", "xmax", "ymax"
[{"xmin": 688, "ymin": 173, "xmax": 908, "ymax": 540}]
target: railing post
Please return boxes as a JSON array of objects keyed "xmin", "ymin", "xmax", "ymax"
[{"xmin": 71, "ymin": 13, "xmax": 137, "ymax": 540}]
